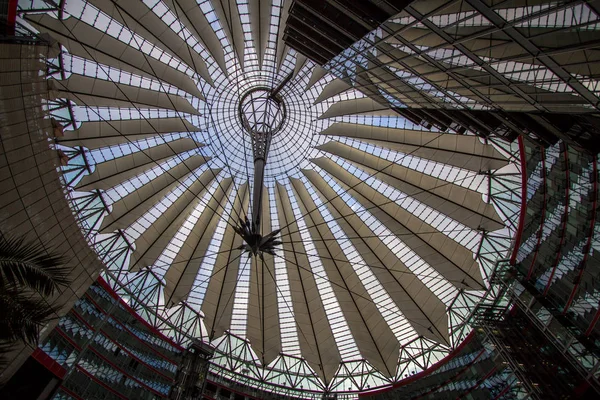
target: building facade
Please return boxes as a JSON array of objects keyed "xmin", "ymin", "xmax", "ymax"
[
  {"xmin": 4, "ymin": 278, "xmax": 184, "ymax": 400},
  {"xmin": 0, "ymin": 33, "xmax": 105, "ymax": 383}
]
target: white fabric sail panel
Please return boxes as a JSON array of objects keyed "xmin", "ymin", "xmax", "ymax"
[
  {"xmin": 48, "ymin": 74, "xmax": 200, "ymax": 116},
  {"xmin": 314, "ymin": 78, "xmax": 352, "ymax": 104},
  {"xmin": 128, "ymin": 168, "xmax": 220, "ymax": 271},
  {"xmin": 306, "ymin": 66, "xmax": 327, "ymax": 90},
  {"xmin": 319, "ymin": 98, "xmax": 390, "ymax": 119},
  {"xmin": 320, "ymin": 122, "xmax": 508, "ymax": 172},
  {"xmin": 386, "ymin": 21, "xmax": 592, "ymax": 68},
  {"xmin": 275, "ymin": 183, "xmax": 341, "ymax": 384},
  {"xmin": 293, "ymin": 53, "xmax": 307, "ymax": 79},
  {"xmin": 276, "ymin": 0, "xmax": 291, "ymax": 70},
  {"xmin": 162, "ymin": 0, "xmax": 227, "ymax": 74},
  {"xmin": 384, "ymin": 25, "xmax": 446, "ymax": 48},
  {"xmin": 360, "ymin": 110, "xmax": 408, "ymax": 117},
  {"xmin": 211, "ymin": 0, "xmax": 246, "ymax": 69},
  {"xmin": 76, "ymin": 137, "xmax": 200, "ymax": 191},
  {"xmin": 248, "ymin": 0, "xmax": 272, "ymax": 69},
  {"xmin": 57, "ymin": 118, "xmax": 201, "ymax": 150},
  {"xmin": 164, "ymin": 178, "xmax": 234, "ymax": 306},
  {"xmin": 26, "ymin": 14, "xmax": 204, "ymax": 100},
  {"xmin": 289, "ymin": 178, "xmax": 400, "ymax": 378},
  {"xmin": 86, "ymin": 0, "xmax": 213, "ymax": 86},
  {"xmin": 372, "ymin": 59, "xmax": 442, "ymax": 102},
  {"xmin": 540, "ymin": 46, "xmax": 600, "ymax": 76},
  {"xmin": 399, "ymin": 59, "xmax": 549, "ymax": 112},
  {"xmin": 99, "ymin": 155, "xmax": 211, "ymax": 232},
  {"xmin": 311, "ymin": 158, "xmax": 485, "ymax": 291},
  {"xmin": 247, "ymin": 186, "xmax": 281, "ymax": 366},
  {"xmin": 408, "ymin": 0, "xmax": 475, "ymax": 15},
  {"xmin": 246, "ymin": 254, "xmax": 280, "ymax": 364},
  {"xmin": 202, "ymin": 184, "xmax": 249, "ymax": 340},
  {"xmin": 364, "ymin": 67, "xmax": 429, "ymax": 107},
  {"xmin": 302, "ymin": 170, "xmax": 451, "ymax": 345},
  {"xmin": 316, "ymin": 141, "xmax": 505, "ymax": 231}
]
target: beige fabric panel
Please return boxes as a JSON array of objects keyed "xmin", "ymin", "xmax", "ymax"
[
  {"xmin": 26, "ymin": 14, "xmax": 203, "ymax": 100},
  {"xmin": 368, "ymin": 54, "xmax": 481, "ymax": 108},
  {"xmin": 289, "ymin": 179, "xmax": 400, "ymax": 378},
  {"xmin": 202, "ymin": 184, "xmax": 249, "ymax": 339},
  {"xmin": 211, "ymin": 0, "xmax": 246, "ymax": 69},
  {"xmin": 386, "ymin": 20, "xmax": 593, "ymax": 67},
  {"xmin": 307, "ymin": 66, "xmax": 327, "ymax": 90},
  {"xmin": 246, "ymin": 186, "xmax": 281, "ymax": 365},
  {"xmin": 320, "ymin": 122, "xmax": 508, "ymax": 171},
  {"xmin": 128, "ymin": 168, "xmax": 219, "ymax": 271},
  {"xmin": 293, "ymin": 53, "xmax": 307, "ymax": 79},
  {"xmin": 385, "ymin": 26, "xmax": 447, "ymax": 48},
  {"xmin": 164, "ymin": 178, "xmax": 234, "ymax": 306},
  {"xmin": 378, "ymin": 37, "xmax": 585, "ymax": 112},
  {"xmin": 319, "ymin": 98, "xmax": 390, "ymax": 119},
  {"xmin": 547, "ymin": 48, "xmax": 600, "ymax": 76},
  {"xmin": 87, "ymin": 0, "xmax": 213, "ymax": 86},
  {"xmin": 312, "ymin": 158, "xmax": 484, "ymax": 291},
  {"xmin": 302, "ymin": 170, "xmax": 450, "ymax": 346},
  {"xmin": 276, "ymin": 0, "xmax": 291, "ymax": 70},
  {"xmin": 314, "ymin": 78, "xmax": 352, "ymax": 104},
  {"xmin": 373, "ymin": 35, "xmax": 528, "ymax": 109},
  {"xmin": 100, "ymin": 155, "xmax": 210, "ymax": 232},
  {"xmin": 48, "ymin": 74, "xmax": 200, "ymax": 116},
  {"xmin": 77, "ymin": 137, "xmax": 200, "ymax": 191},
  {"xmin": 162, "ymin": 0, "xmax": 227, "ymax": 74},
  {"xmin": 375, "ymin": 53, "xmax": 525, "ymax": 109},
  {"xmin": 408, "ymin": 0, "xmax": 475, "ymax": 16},
  {"xmin": 248, "ymin": 0, "xmax": 272, "ymax": 68},
  {"xmin": 317, "ymin": 141, "xmax": 504, "ymax": 231},
  {"xmin": 365, "ymin": 68, "xmax": 432, "ymax": 107},
  {"xmin": 275, "ymin": 183, "xmax": 341, "ymax": 384},
  {"xmin": 57, "ymin": 118, "xmax": 200, "ymax": 150}
]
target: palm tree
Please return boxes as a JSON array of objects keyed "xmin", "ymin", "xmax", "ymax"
[{"xmin": 0, "ymin": 232, "xmax": 70, "ymax": 345}]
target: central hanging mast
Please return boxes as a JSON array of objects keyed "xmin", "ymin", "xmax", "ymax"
[{"xmin": 235, "ymin": 73, "xmax": 293, "ymax": 257}]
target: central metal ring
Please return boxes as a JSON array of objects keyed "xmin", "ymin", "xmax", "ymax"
[{"xmin": 238, "ymin": 87, "xmax": 286, "ymax": 135}]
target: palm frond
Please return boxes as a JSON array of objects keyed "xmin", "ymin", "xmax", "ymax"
[
  {"xmin": 0, "ymin": 232, "xmax": 70, "ymax": 296},
  {"xmin": 0, "ymin": 288, "xmax": 57, "ymax": 344}
]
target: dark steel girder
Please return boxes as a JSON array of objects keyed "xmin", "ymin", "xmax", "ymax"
[
  {"xmin": 464, "ymin": 0, "xmax": 600, "ymax": 111},
  {"xmin": 403, "ymin": 4, "xmax": 547, "ymax": 112}
]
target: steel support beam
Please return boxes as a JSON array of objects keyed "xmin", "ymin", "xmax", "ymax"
[{"xmin": 465, "ymin": 0, "xmax": 600, "ymax": 110}]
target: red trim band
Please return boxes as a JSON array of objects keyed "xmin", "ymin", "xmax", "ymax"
[
  {"xmin": 543, "ymin": 144, "xmax": 570, "ymax": 296},
  {"xmin": 76, "ymin": 366, "xmax": 128, "ymax": 400},
  {"xmin": 564, "ymin": 155, "xmax": 598, "ymax": 313},
  {"xmin": 457, "ymin": 366, "xmax": 497, "ymax": 399},
  {"xmin": 527, "ymin": 148, "xmax": 547, "ymax": 280},
  {"xmin": 97, "ymin": 276, "xmax": 184, "ymax": 351},
  {"xmin": 31, "ymin": 348, "xmax": 67, "ymax": 379},
  {"xmin": 55, "ymin": 327, "xmax": 82, "ymax": 350},
  {"xmin": 414, "ymin": 348, "xmax": 487, "ymax": 400},
  {"xmin": 585, "ymin": 305, "xmax": 600, "ymax": 336},
  {"xmin": 511, "ymin": 135, "xmax": 528, "ymax": 264},
  {"xmin": 59, "ymin": 387, "xmax": 84, "ymax": 400},
  {"xmin": 360, "ymin": 332, "xmax": 476, "ymax": 397},
  {"xmin": 69, "ymin": 306, "xmax": 176, "ymax": 381},
  {"xmin": 6, "ymin": 0, "xmax": 17, "ymax": 34},
  {"xmin": 83, "ymin": 292, "xmax": 179, "ymax": 364},
  {"xmin": 86, "ymin": 345, "xmax": 168, "ymax": 398}
]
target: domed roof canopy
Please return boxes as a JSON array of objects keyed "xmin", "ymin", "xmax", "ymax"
[{"xmin": 20, "ymin": 0, "xmax": 572, "ymax": 394}]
